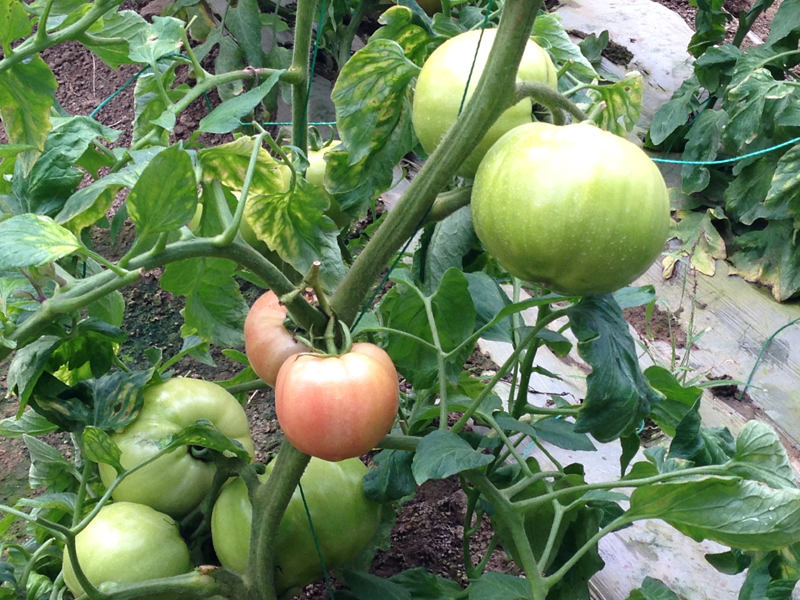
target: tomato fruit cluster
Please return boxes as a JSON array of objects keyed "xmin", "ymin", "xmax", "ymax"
[
  {"xmin": 471, "ymin": 122, "xmax": 670, "ymax": 296},
  {"xmin": 211, "ymin": 457, "xmax": 381, "ymax": 592}
]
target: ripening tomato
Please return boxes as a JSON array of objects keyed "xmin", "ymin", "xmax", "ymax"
[
  {"xmin": 471, "ymin": 122, "xmax": 671, "ymax": 295},
  {"xmin": 275, "ymin": 343, "xmax": 399, "ymax": 461},
  {"xmin": 244, "ymin": 291, "xmax": 308, "ymax": 387}
]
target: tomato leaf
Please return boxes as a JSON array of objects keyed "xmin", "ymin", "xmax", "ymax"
[
  {"xmin": 724, "ymin": 153, "xmax": 786, "ymax": 226},
  {"xmin": 16, "ymin": 492, "xmax": 77, "ymax": 514},
  {"xmin": 362, "ymin": 449, "xmax": 417, "ymax": 503},
  {"xmin": 157, "ymin": 420, "xmax": 251, "ymax": 461},
  {"xmin": 24, "ymin": 434, "xmax": 81, "ymax": 491},
  {"xmin": 83, "ymin": 426, "xmax": 124, "ymax": 474},
  {"xmin": 680, "ymin": 109, "xmax": 728, "ymax": 195},
  {"xmin": 225, "ymin": 0, "xmax": 263, "ymax": 68},
  {"xmin": 0, "ymin": 0, "xmax": 31, "ymax": 47},
  {"xmin": 533, "ymin": 418, "xmax": 596, "ymax": 452},
  {"xmin": 667, "ymin": 401, "xmax": 735, "ymax": 467},
  {"xmin": 6, "ymin": 336, "xmax": 64, "ymax": 416},
  {"xmin": 198, "ymin": 136, "xmax": 286, "ymax": 195},
  {"xmin": 728, "ymin": 219, "xmax": 800, "ymax": 302},
  {"xmin": 127, "ymin": 145, "xmax": 197, "ymax": 236},
  {"xmin": 199, "ymin": 70, "xmax": 284, "ymax": 134},
  {"xmin": 245, "ymin": 178, "xmax": 347, "ymax": 291},
  {"xmin": 649, "ymin": 75, "xmax": 702, "ymax": 146},
  {"xmin": 625, "ymin": 577, "xmax": 681, "ymax": 600},
  {"xmin": 415, "ymin": 206, "xmax": 476, "ymax": 296},
  {"xmin": 0, "ymin": 410, "xmax": 58, "ymax": 438},
  {"xmin": 161, "ymin": 256, "xmax": 248, "ymax": 348},
  {"xmin": 340, "ymin": 571, "xmax": 411, "ymax": 600},
  {"xmin": 586, "ymin": 71, "xmax": 643, "ymax": 136},
  {"xmin": 79, "ymin": 10, "xmax": 148, "ymax": 69},
  {"xmin": 389, "ymin": 568, "xmax": 464, "ymax": 600},
  {"xmin": 729, "ymin": 421, "xmax": 797, "ymax": 489},
  {"xmin": 0, "ymin": 215, "xmax": 82, "ymax": 271},
  {"xmin": 0, "ymin": 55, "xmax": 56, "ymax": 175},
  {"xmin": 464, "ymin": 272, "xmax": 513, "ymax": 344},
  {"xmin": 91, "ymin": 369, "xmax": 154, "ymax": 430},
  {"xmin": 628, "ymin": 476, "xmax": 800, "ymax": 551},
  {"xmin": 411, "ymin": 430, "xmax": 493, "ymax": 485},
  {"xmin": 664, "ymin": 208, "xmax": 727, "ymax": 278},
  {"xmin": 381, "ymin": 268, "xmax": 475, "ymax": 389},
  {"xmin": 132, "ymin": 64, "xmax": 187, "ymax": 143},
  {"xmin": 371, "ymin": 6, "xmax": 437, "ymax": 66},
  {"xmin": 129, "ymin": 16, "xmax": 184, "ymax": 66},
  {"xmin": 567, "ymin": 295, "xmax": 662, "ymax": 443},
  {"xmin": 644, "ymin": 366, "xmax": 701, "ymax": 437},
  {"xmin": 533, "ymin": 13, "xmax": 598, "ymax": 80},
  {"xmin": 469, "ymin": 572, "xmax": 533, "ymax": 600},
  {"xmin": 767, "ymin": 0, "xmax": 800, "ymax": 44}
]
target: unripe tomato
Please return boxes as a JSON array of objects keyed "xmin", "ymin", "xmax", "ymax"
[
  {"xmin": 275, "ymin": 343, "xmax": 399, "ymax": 461},
  {"xmin": 244, "ymin": 291, "xmax": 308, "ymax": 387},
  {"xmin": 211, "ymin": 457, "xmax": 381, "ymax": 592},
  {"xmin": 471, "ymin": 122, "xmax": 670, "ymax": 295},
  {"xmin": 412, "ymin": 29, "xmax": 558, "ymax": 178},
  {"xmin": 62, "ymin": 502, "xmax": 194, "ymax": 600},
  {"xmin": 98, "ymin": 378, "xmax": 255, "ymax": 519}
]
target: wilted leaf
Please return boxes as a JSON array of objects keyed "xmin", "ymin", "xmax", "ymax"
[{"xmin": 663, "ymin": 208, "xmax": 726, "ymax": 277}]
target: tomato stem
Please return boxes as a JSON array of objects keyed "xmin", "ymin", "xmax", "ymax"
[
  {"xmin": 289, "ymin": 0, "xmax": 318, "ymax": 155},
  {"xmin": 514, "ymin": 80, "xmax": 588, "ymax": 124},
  {"xmin": 424, "ymin": 186, "xmax": 473, "ymax": 224}
]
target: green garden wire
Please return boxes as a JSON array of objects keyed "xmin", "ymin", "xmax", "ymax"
[{"xmin": 298, "ymin": 481, "xmax": 336, "ymax": 599}]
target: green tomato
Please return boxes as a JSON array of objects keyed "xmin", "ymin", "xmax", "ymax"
[
  {"xmin": 98, "ymin": 378, "xmax": 255, "ymax": 519},
  {"xmin": 471, "ymin": 122, "xmax": 670, "ymax": 295},
  {"xmin": 412, "ymin": 29, "xmax": 558, "ymax": 178},
  {"xmin": 211, "ymin": 457, "xmax": 381, "ymax": 592},
  {"xmin": 62, "ymin": 502, "xmax": 194, "ymax": 600}
]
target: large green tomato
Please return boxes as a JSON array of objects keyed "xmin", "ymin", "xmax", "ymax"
[
  {"xmin": 412, "ymin": 29, "xmax": 558, "ymax": 178},
  {"xmin": 99, "ymin": 378, "xmax": 255, "ymax": 519},
  {"xmin": 62, "ymin": 502, "xmax": 194, "ymax": 600},
  {"xmin": 471, "ymin": 122, "xmax": 670, "ymax": 295},
  {"xmin": 211, "ymin": 457, "xmax": 381, "ymax": 592}
]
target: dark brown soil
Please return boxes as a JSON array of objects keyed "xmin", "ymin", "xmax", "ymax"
[{"xmin": 623, "ymin": 305, "xmax": 687, "ymax": 349}]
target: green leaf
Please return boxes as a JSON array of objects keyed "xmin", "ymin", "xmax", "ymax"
[
  {"xmin": 0, "ymin": 0, "xmax": 31, "ymax": 47},
  {"xmin": 199, "ymin": 70, "xmax": 284, "ymax": 134},
  {"xmin": 0, "ymin": 410, "xmax": 58, "ymax": 438},
  {"xmin": 129, "ymin": 16, "xmax": 184, "ymax": 65},
  {"xmin": 705, "ymin": 549, "xmax": 751, "ymax": 575},
  {"xmin": 586, "ymin": 72, "xmax": 643, "ymax": 136},
  {"xmin": 161, "ymin": 257, "xmax": 249, "ymax": 347},
  {"xmin": 680, "ymin": 109, "xmax": 728, "ymax": 195},
  {"xmin": 80, "ymin": 10, "xmax": 148, "ymax": 69},
  {"xmin": 629, "ymin": 476, "xmax": 800, "ymax": 550},
  {"xmin": 724, "ymin": 153, "xmax": 785, "ymax": 226},
  {"xmin": 465, "ymin": 272, "xmax": 512, "ymax": 343},
  {"xmin": 568, "ymin": 295, "xmax": 662, "ymax": 442},
  {"xmin": 417, "ymin": 206, "xmax": 476, "ymax": 296},
  {"xmin": 667, "ymin": 401, "xmax": 735, "ymax": 466},
  {"xmin": 332, "ymin": 38, "xmax": 420, "ymax": 165},
  {"xmin": 127, "ymin": 144, "xmax": 197, "ymax": 235},
  {"xmin": 411, "ymin": 430, "xmax": 493, "ymax": 485},
  {"xmin": 728, "ymin": 219, "xmax": 800, "ymax": 302},
  {"xmin": 765, "ymin": 143, "xmax": 800, "ymax": 218},
  {"xmin": 91, "ymin": 369, "xmax": 153, "ymax": 430},
  {"xmin": 665, "ymin": 208, "xmax": 727, "ymax": 277},
  {"xmin": 214, "ymin": 36, "xmax": 246, "ymax": 102},
  {"xmin": 533, "ymin": 13, "xmax": 598, "ymax": 79},
  {"xmin": 363, "ymin": 449, "xmax": 417, "ymax": 503},
  {"xmin": 649, "ymin": 75, "xmax": 701, "ymax": 146},
  {"xmin": 688, "ymin": 0, "xmax": 726, "ymax": 57},
  {"xmin": 0, "ymin": 144, "xmax": 34, "ymax": 158},
  {"xmin": 157, "ymin": 420, "xmax": 251, "ymax": 460},
  {"xmin": 381, "ymin": 269, "xmax": 476, "ymax": 389},
  {"xmin": 342, "ymin": 571, "xmax": 412, "ymax": 600},
  {"xmin": 245, "ymin": 178, "xmax": 347, "ymax": 290},
  {"xmin": 46, "ymin": 317, "xmax": 126, "ymax": 380},
  {"xmin": 226, "ymin": 0, "xmax": 263, "ymax": 67},
  {"xmin": 534, "ymin": 418, "xmax": 596, "ymax": 452},
  {"xmin": 645, "ymin": 366, "xmax": 701, "ymax": 437},
  {"xmin": 198, "ymin": 136, "xmax": 286, "ymax": 195},
  {"xmin": 0, "ymin": 55, "xmax": 57, "ymax": 174},
  {"xmin": 16, "ymin": 492, "xmax": 77, "ymax": 513},
  {"xmin": 24, "ymin": 434, "xmax": 81, "ymax": 491},
  {"xmin": 372, "ymin": 6, "xmax": 437, "ymax": 66},
  {"xmin": 767, "ymin": 0, "xmax": 800, "ymax": 44},
  {"xmin": 730, "ymin": 421, "xmax": 797, "ymax": 489},
  {"xmin": 132, "ymin": 65, "xmax": 186, "ymax": 143},
  {"xmin": 83, "ymin": 426, "xmax": 123, "ymax": 473},
  {"xmin": 469, "ymin": 573, "xmax": 532, "ymax": 600},
  {"xmin": 722, "ymin": 70, "xmax": 791, "ymax": 152},
  {"xmin": 7, "ymin": 336, "xmax": 64, "ymax": 415},
  {"xmin": 389, "ymin": 568, "xmax": 463, "ymax": 600},
  {"xmin": 625, "ymin": 577, "xmax": 681, "ymax": 600}
]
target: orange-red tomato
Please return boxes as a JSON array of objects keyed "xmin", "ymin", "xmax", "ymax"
[
  {"xmin": 244, "ymin": 291, "xmax": 307, "ymax": 387},
  {"xmin": 275, "ymin": 343, "xmax": 400, "ymax": 461}
]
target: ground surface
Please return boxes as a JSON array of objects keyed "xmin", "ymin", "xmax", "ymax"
[{"xmin": 0, "ymin": 0, "xmax": 782, "ymax": 597}]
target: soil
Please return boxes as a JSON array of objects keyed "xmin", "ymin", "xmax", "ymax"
[{"xmin": 623, "ymin": 305, "xmax": 687, "ymax": 349}]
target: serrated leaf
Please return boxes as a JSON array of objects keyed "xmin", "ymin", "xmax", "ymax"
[
  {"xmin": 664, "ymin": 208, "xmax": 727, "ymax": 277},
  {"xmin": 380, "ymin": 269, "xmax": 475, "ymax": 389},
  {"xmin": 533, "ymin": 13, "xmax": 597, "ymax": 79},
  {"xmin": 587, "ymin": 72, "xmax": 643, "ymax": 136},
  {"xmin": 244, "ymin": 178, "xmax": 347, "ymax": 290},
  {"xmin": 226, "ymin": 0, "xmax": 263, "ymax": 68},
  {"xmin": 161, "ymin": 257, "xmax": 249, "ymax": 347},
  {"xmin": 7, "ymin": 336, "xmax": 64, "ymax": 415},
  {"xmin": 0, "ymin": 56, "xmax": 57, "ymax": 174},
  {"xmin": 0, "ymin": 410, "xmax": 58, "ymax": 438},
  {"xmin": 728, "ymin": 219, "xmax": 800, "ymax": 302},
  {"xmin": 157, "ymin": 420, "xmax": 251, "ymax": 460},
  {"xmin": 127, "ymin": 144, "xmax": 197, "ymax": 235},
  {"xmin": 83, "ymin": 426, "xmax": 123, "ymax": 473},
  {"xmin": 24, "ymin": 435, "xmax": 81, "ymax": 490},
  {"xmin": 129, "ymin": 16, "xmax": 184, "ymax": 65},
  {"xmin": 199, "ymin": 70, "xmax": 283, "ymax": 134},
  {"xmin": 568, "ymin": 295, "xmax": 662, "ymax": 442},
  {"xmin": 649, "ymin": 75, "xmax": 702, "ymax": 146},
  {"xmin": 332, "ymin": 38, "xmax": 420, "ymax": 165},
  {"xmin": 680, "ymin": 109, "xmax": 728, "ymax": 195},
  {"xmin": 411, "ymin": 430, "xmax": 493, "ymax": 485},
  {"xmin": 628, "ymin": 477, "xmax": 800, "ymax": 551},
  {"xmin": 363, "ymin": 449, "xmax": 417, "ymax": 503}
]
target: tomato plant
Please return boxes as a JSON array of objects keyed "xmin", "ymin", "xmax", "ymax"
[
  {"xmin": 62, "ymin": 502, "xmax": 194, "ymax": 598},
  {"xmin": 1, "ymin": 0, "xmax": 799, "ymax": 600},
  {"xmin": 275, "ymin": 343, "xmax": 400, "ymax": 461},
  {"xmin": 472, "ymin": 122, "xmax": 671, "ymax": 295},
  {"xmin": 211, "ymin": 457, "xmax": 381, "ymax": 592}
]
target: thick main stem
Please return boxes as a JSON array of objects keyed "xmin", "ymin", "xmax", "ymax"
[
  {"xmin": 329, "ymin": 0, "xmax": 543, "ymax": 325},
  {"xmin": 247, "ymin": 441, "xmax": 311, "ymax": 600},
  {"xmin": 290, "ymin": 0, "xmax": 319, "ymax": 155}
]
